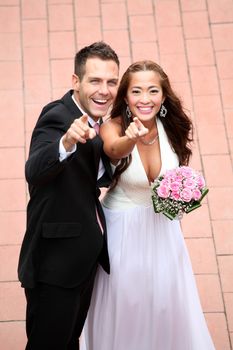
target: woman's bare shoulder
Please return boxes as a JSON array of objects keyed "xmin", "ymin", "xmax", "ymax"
[
  {"xmin": 101, "ymin": 116, "xmax": 122, "ymax": 130},
  {"xmin": 104, "ymin": 116, "xmax": 121, "ymax": 124}
]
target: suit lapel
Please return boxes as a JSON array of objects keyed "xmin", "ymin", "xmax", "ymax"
[
  {"xmin": 62, "ymin": 91, "xmax": 112, "ymax": 185},
  {"xmin": 61, "ymin": 90, "xmax": 83, "ymax": 119}
]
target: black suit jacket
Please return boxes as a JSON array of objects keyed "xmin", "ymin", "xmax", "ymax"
[{"xmin": 18, "ymin": 90, "xmax": 111, "ymax": 289}]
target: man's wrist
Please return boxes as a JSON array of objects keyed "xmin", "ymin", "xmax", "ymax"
[
  {"xmin": 59, "ymin": 136, "xmax": 76, "ymax": 162},
  {"xmin": 62, "ymin": 135, "xmax": 76, "ymax": 152}
]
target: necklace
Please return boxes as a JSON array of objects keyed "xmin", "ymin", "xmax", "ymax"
[{"xmin": 140, "ymin": 134, "xmax": 159, "ymax": 145}]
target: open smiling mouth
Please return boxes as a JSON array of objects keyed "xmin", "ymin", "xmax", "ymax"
[
  {"xmin": 137, "ymin": 106, "xmax": 153, "ymax": 113},
  {"xmin": 92, "ymin": 99, "xmax": 108, "ymax": 106}
]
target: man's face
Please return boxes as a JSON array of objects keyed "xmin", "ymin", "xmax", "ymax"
[{"xmin": 73, "ymin": 57, "xmax": 119, "ymax": 121}]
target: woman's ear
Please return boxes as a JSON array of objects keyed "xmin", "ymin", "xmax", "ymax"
[
  {"xmin": 72, "ymin": 74, "xmax": 80, "ymax": 91},
  {"xmin": 124, "ymin": 98, "xmax": 128, "ymax": 105}
]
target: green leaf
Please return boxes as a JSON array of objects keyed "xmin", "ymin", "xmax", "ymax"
[
  {"xmin": 200, "ymin": 188, "xmax": 209, "ymax": 202},
  {"xmin": 185, "ymin": 202, "xmax": 202, "ymax": 213},
  {"xmin": 163, "ymin": 210, "xmax": 177, "ymax": 220}
]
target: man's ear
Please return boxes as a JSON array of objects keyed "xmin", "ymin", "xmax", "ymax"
[{"xmin": 72, "ymin": 74, "xmax": 80, "ymax": 91}]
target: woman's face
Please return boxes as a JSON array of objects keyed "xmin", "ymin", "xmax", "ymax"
[{"xmin": 125, "ymin": 70, "xmax": 165, "ymax": 123}]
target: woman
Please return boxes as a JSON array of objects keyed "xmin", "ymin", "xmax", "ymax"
[{"xmin": 82, "ymin": 61, "xmax": 215, "ymax": 349}]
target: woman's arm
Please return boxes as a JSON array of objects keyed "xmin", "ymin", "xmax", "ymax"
[{"xmin": 100, "ymin": 117, "xmax": 148, "ymax": 162}]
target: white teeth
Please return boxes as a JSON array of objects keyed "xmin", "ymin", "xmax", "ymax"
[
  {"xmin": 93, "ymin": 99, "xmax": 107, "ymax": 104},
  {"xmin": 138, "ymin": 107, "xmax": 152, "ymax": 111}
]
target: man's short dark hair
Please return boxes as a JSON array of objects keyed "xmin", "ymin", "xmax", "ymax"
[{"xmin": 74, "ymin": 41, "xmax": 120, "ymax": 80}]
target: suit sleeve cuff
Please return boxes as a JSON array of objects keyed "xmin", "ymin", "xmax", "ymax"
[{"xmin": 59, "ymin": 136, "xmax": 76, "ymax": 162}]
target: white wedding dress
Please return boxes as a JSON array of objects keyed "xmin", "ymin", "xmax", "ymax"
[{"xmin": 81, "ymin": 119, "xmax": 215, "ymax": 350}]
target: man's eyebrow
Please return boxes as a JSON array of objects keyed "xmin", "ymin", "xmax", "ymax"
[
  {"xmin": 87, "ymin": 77, "xmax": 118, "ymax": 82},
  {"xmin": 88, "ymin": 76, "xmax": 100, "ymax": 80}
]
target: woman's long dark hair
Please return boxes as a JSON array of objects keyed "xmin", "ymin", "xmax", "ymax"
[{"xmin": 110, "ymin": 60, "xmax": 193, "ymax": 188}]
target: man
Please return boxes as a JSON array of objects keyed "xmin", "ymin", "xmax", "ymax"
[{"xmin": 18, "ymin": 41, "xmax": 119, "ymax": 349}]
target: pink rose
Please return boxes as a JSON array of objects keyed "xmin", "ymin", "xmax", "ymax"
[
  {"xmin": 171, "ymin": 191, "xmax": 180, "ymax": 200},
  {"xmin": 157, "ymin": 184, "xmax": 170, "ymax": 198},
  {"xmin": 164, "ymin": 169, "xmax": 176, "ymax": 180},
  {"xmin": 180, "ymin": 166, "xmax": 193, "ymax": 178},
  {"xmin": 160, "ymin": 179, "xmax": 170, "ymax": 186},
  {"xmin": 180, "ymin": 188, "xmax": 193, "ymax": 202},
  {"xmin": 192, "ymin": 188, "xmax": 202, "ymax": 201},
  {"xmin": 183, "ymin": 178, "xmax": 196, "ymax": 189},
  {"xmin": 174, "ymin": 174, "xmax": 183, "ymax": 182},
  {"xmin": 170, "ymin": 181, "xmax": 181, "ymax": 192},
  {"xmin": 196, "ymin": 175, "xmax": 205, "ymax": 189}
]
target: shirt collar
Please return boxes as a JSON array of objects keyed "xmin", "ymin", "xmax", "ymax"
[{"xmin": 72, "ymin": 94, "xmax": 98, "ymax": 127}]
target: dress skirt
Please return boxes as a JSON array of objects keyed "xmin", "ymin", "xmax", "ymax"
[{"xmin": 81, "ymin": 203, "xmax": 215, "ymax": 350}]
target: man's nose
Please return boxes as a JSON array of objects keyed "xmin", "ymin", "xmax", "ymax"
[{"xmin": 98, "ymin": 82, "xmax": 109, "ymax": 95}]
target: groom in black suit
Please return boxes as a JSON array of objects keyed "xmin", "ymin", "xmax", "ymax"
[{"xmin": 18, "ymin": 41, "xmax": 119, "ymax": 349}]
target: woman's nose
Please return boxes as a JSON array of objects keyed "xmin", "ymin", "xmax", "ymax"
[{"xmin": 140, "ymin": 93, "xmax": 150, "ymax": 103}]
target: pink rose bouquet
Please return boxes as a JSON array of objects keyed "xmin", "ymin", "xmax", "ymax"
[{"xmin": 151, "ymin": 166, "xmax": 209, "ymax": 220}]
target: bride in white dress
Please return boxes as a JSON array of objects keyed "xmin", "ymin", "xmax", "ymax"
[{"xmin": 81, "ymin": 61, "xmax": 215, "ymax": 350}]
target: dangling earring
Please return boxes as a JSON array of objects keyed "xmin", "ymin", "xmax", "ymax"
[
  {"xmin": 160, "ymin": 104, "xmax": 167, "ymax": 118},
  {"xmin": 126, "ymin": 105, "xmax": 132, "ymax": 119}
]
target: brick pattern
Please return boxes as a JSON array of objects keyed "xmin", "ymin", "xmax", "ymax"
[{"xmin": 0, "ymin": 0, "xmax": 232, "ymax": 349}]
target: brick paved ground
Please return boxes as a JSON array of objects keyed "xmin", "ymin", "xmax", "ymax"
[{"xmin": 0, "ymin": 0, "xmax": 233, "ymax": 349}]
